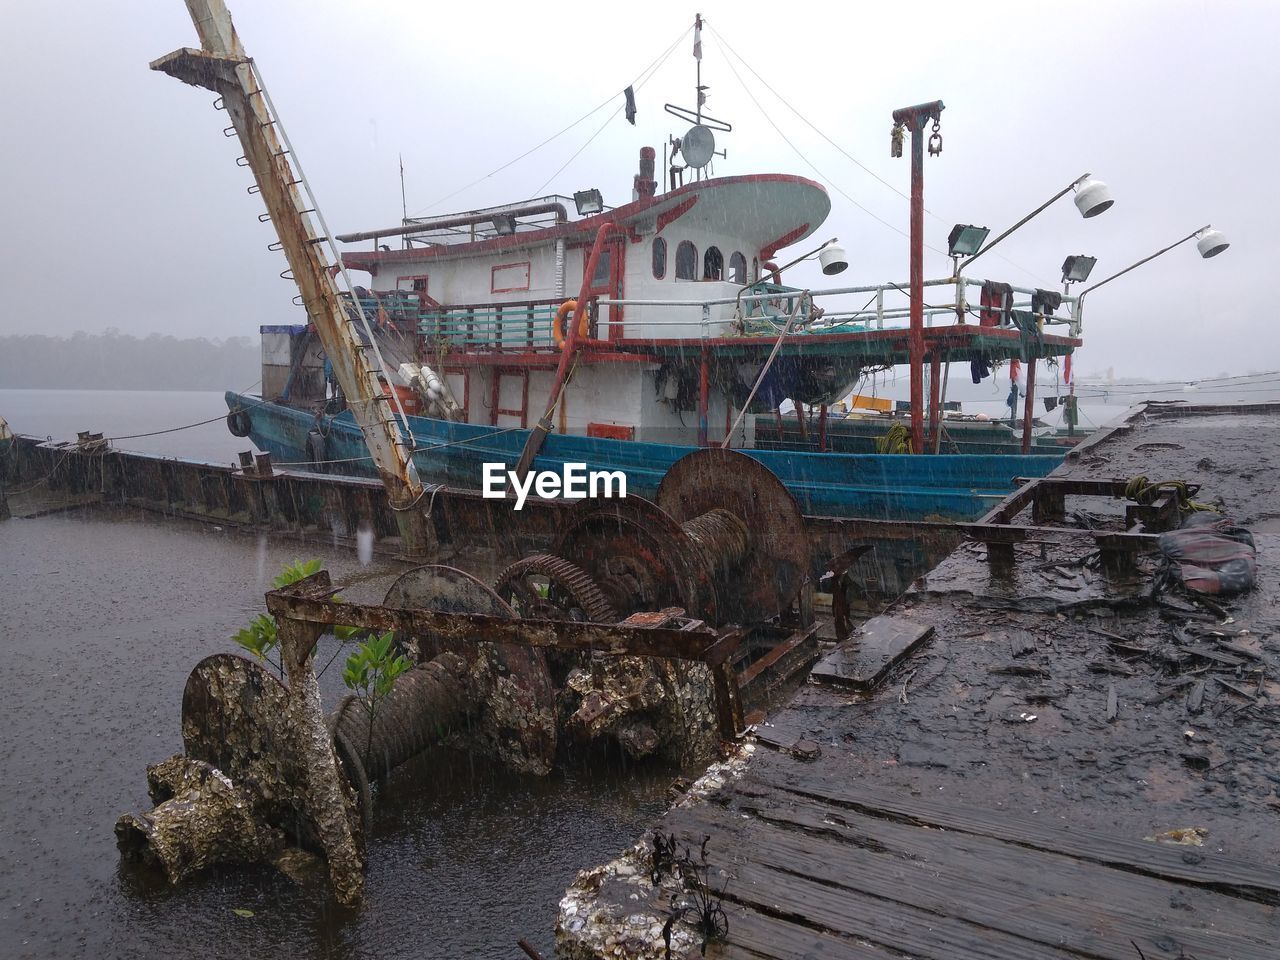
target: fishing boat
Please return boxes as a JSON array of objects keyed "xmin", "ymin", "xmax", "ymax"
[{"xmin": 220, "ymin": 18, "xmax": 1083, "ymax": 522}]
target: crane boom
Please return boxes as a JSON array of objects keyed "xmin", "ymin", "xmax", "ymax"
[{"xmin": 152, "ymin": 1, "xmax": 428, "ymax": 531}]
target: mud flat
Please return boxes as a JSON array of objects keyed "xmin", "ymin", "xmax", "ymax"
[{"xmin": 561, "ymin": 403, "xmax": 1280, "ymax": 960}]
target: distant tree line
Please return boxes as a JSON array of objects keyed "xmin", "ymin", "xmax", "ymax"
[{"xmin": 0, "ymin": 330, "xmax": 259, "ymax": 390}]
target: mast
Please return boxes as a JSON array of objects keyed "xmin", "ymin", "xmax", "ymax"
[{"xmin": 152, "ymin": 1, "xmax": 428, "ymax": 539}]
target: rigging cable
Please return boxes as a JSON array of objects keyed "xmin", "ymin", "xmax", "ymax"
[
  {"xmin": 710, "ymin": 25, "xmax": 1049, "ymax": 286},
  {"xmin": 530, "ymin": 26, "xmax": 687, "ymax": 198},
  {"xmin": 712, "ymin": 36, "xmax": 948, "ymax": 258},
  {"xmin": 415, "ymin": 24, "xmax": 692, "ymax": 215}
]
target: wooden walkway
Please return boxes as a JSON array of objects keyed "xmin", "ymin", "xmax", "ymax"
[{"xmin": 659, "ymin": 756, "xmax": 1280, "ymax": 959}]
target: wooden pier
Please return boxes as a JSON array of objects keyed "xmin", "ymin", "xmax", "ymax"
[{"xmin": 561, "ymin": 403, "xmax": 1280, "ymax": 959}]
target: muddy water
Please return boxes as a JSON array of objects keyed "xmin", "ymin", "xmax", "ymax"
[{"xmin": 0, "ymin": 507, "xmax": 675, "ymax": 959}]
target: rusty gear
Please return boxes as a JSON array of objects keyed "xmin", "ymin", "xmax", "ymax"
[{"xmin": 493, "ymin": 553, "xmax": 619, "ymax": 624}]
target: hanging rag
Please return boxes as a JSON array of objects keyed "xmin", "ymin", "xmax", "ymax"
[
  {"xmin": 1009, "ymin": 310, "xmax": 1042, "ymax": 362},
  {"xmin": 1031, "ymin": 289, "xmax": 1063, "ymax": 316},
  {"xmin": 979, "ymin": 281, "xmax": 1013, "ymax": 327},
  {"xmin": 970, "ymin": 356, "xmax": 991, "ymax": 384}
]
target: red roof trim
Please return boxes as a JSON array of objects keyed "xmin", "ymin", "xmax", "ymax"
[{"xmin": 761, "ymin": 223, "xmax": 811, "ymax": 260}]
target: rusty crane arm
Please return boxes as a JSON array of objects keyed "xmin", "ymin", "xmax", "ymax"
[{"xmin": 151, "ymin": 0, "xmax": 428, "ymax": 540}]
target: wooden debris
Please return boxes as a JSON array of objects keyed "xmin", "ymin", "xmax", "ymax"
[
  {"xmin": 1008, "ymin": 630, "xmax": 1039, "ymax": 658},
  {"xmin": 810, "ymin": 616, "xmax": 934, "ymax": 691},
  {"xmin": 1214, "ymin": 677, "xmax": 1258, "ymax": 701},
  {"xmin": 989, "ymin": 664, "xmax": 1051, "ymax": 678},
  {"xmin": 1187, "ymin": 680, "xmax": 1206, "ymax": 715},
  {"xmin": 1089, "ymin": 661, "xmax": 1136, "ymax": 677}
]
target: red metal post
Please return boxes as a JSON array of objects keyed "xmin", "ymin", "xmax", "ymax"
[
  {"xmin": 1022, "ymin": 359, "xmax": 1037, "ymax": 453},
  {"xmin": 515, "ymin": 222, "xmax": 616, "ymax": 476},
  {"xmin": 892, "ymin": 101, "xmax": 944, "ymax": 455},
  {"xmin": 698, "ymin": 345, "xmax": 710, "ymax": 446}
]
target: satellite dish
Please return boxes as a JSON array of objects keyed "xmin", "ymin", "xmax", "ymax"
[{"xmin": 681, "ymin": 124, "xmax": 716, "ymax": 168}]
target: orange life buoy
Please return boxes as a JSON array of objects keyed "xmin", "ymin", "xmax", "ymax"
[{"xmin": 551, "ymin": 299, "xmax": 589, "ymax": 351}]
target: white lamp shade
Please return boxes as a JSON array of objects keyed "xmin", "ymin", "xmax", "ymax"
[
  {"xmin": 1073, "ymin": 178, "xmax": 1114, "ymax": 219},
  {"xmin": 1196, "ymin": 229, "xmax": 1229, "ymax": 258},
  {"xmin": 819, "ymin": 243, "xmax": 849, "ymax": 275}
]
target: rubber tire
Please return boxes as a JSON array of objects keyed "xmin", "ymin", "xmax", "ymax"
[{"xmin": 226, "ymin": 409, "xmax": 252, "ymax": 438}]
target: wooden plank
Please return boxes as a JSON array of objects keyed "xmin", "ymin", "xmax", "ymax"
[
  {"xmin": 665, "ymin": 800, "xmax": 1279, "ymax": 960},
  {"xmin": 662, "ymin": 809, "xmax": 1111, "ymax": 960},
  {"xmin": 756, "ymin": 765, "xmax": 1280, "ymax": 904},
  {"xmin": 716, "ymin": 906, "xmax": 906, "ymax": 960},
  {"xmin": 810, "ymin": 615, "xmax": 933, "ymax": 691},
  {"xmin": 731, "ymin": 787, "xmax": 1280, "ymax": 947},
  {"xmin": 738, "ymin": 625, "xmax": 818, "ymax": 689}
]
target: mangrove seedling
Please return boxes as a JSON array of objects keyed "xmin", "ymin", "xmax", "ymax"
[
  {"xmin": 232, "ymin": 558, "xmax": 363, "ymax": 676},
  {"xmin": 342, "ymin": 631, "xmax": 412, "ymax": 771}
]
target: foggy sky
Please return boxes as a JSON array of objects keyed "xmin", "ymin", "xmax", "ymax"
[{"xmin": 1, "ymin": 0, "xmax": 1275, "ymax": 379}]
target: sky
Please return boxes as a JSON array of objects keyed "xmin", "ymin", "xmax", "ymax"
[{"xmin": 1, "ymin": 0, "xmax": 1275, "ymax": 379}]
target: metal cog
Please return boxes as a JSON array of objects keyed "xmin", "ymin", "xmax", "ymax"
[{"xmin": 494, "ymin": 554, "xmax": 619, "ymax": 624}]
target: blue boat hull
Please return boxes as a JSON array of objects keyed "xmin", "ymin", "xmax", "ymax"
[{"xmin": 227, "ymin": 392, "xmax": 1060, "ymax": 521}]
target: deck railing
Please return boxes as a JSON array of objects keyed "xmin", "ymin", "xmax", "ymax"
[
  {"xmin": 416, "ymin": 298, "xmax": 564, "ymax": 350},
  {"xmin": 595, "ymin": 276, "xmax": 1082, "ymax": 340}
]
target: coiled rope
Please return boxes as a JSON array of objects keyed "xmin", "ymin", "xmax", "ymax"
[
  {"xmin": 1123, "ymin": 475, "xmax": 1215, "ymax": 514},
  {"xmin": 875, "ymin": 422, "xmax": 911, "ymax": 454}
]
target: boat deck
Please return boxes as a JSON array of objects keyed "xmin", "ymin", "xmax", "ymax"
[{"xmin": 560, "ymin": 403, "xmax": 1280, "ymax": 960}]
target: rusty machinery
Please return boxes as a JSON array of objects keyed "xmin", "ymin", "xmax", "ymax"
[{"xmin": 117, "ymin": 449, "xmax": 821, "ymax": 903}]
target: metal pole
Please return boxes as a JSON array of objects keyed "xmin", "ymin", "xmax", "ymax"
[
  {"xmin": 892, "ymin": 101, "xmax": 943, "ymax": 455},
  {"xmin": 909, "ymin": 120, "xmax": 925, "ymax": 454},
  {"xmin": 1075, "ymin": 228, "xmax": 1206, "ymax": 318},
  {"xmin": 1022, "ymin": 360, "xmax": 1037, "ymax": 454},
  {"xmin": 698, "ymin": 345, "xmax": 710, "ymax": 446},
  {"xmin": 958, "ymin": 175, "xmax": 1087, "ymax": 275}
]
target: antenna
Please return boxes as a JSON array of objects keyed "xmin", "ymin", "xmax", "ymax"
[
  {"xmin": 399, "ymin": 154, "xmax": 408, "ymax": 250},
  {"xmin": 663, "ymin": 13, "xmax": 731, "ymax": 183}
]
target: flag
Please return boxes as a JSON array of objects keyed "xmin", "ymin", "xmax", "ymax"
[
  {"xmin": 693, "ymin": 14, "xmax": 702, "ymax": 60},
  {"xmin": 624, "ymin": 85, "xmax": 636, "ymax": 125}
]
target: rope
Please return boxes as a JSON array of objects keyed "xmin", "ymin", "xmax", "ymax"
[
  {"xmin": 1123, "ymin": 475, "xmax": 1215, "ymax": 514},
  {"xmin": 875, "ymin": 422, "xmax": 911, "ymax": 454}
]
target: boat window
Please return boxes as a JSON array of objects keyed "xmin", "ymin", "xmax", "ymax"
[
  {"xmin": 729, "ymin": 252, "xmax": 747, "ymax": 284},
  {"xmin": 675, "ymin": 241, "xmax": 698, "ymax": 280},
  {"xmin": 652, "ymin": 236, "xmax": 667, "ymax": 279},
  {"xmin": 591, "ymin": 247, "xmax": 612, "ymax": 287},
  {"xmin": 703, "ymin": 246, "xmax": 724, "ymax": 281}
]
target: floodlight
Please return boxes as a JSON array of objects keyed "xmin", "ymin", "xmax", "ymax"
[
  {"xmin": 1196, "ymin": 227, "xmax": 1229, "ymax": 259},
  {"xmin": 1061, "ymin": 255, "xmax": 1097, "ymax": 284},
  {"xmin": 818, "ymin": 241, "xmax": 849, "ymax": 275},
  {"xmin": 573, "ymin": 189, "xmax": 604, "ymax": 216},
  {"xmin": 947, "ymin": 224, "xmax": 989, "ymax": 258},
  {"xmin": 1072, "ymin": 176, "xmax": 1114, "ymax": 219}
]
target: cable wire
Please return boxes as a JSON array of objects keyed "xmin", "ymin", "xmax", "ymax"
[
  {"xmin": 530, "ymin": 27, "xmax": 687, "ymax": 198},
  {"xmin": 713, "ymin": 36, "xmax": 949, "ymax": 258},
  {"xmin": 416, "ymin": 24, "xmax": 692, "ymax": 215},
  {"xmin": 711, "ymin": 25, "xmax": 1049, "ymax": 285}
]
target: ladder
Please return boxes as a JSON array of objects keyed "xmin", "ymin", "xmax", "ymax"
[{"xmin": 152, "ymin": 0, "xmax": 427, "ymax": 524}]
